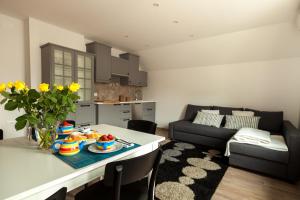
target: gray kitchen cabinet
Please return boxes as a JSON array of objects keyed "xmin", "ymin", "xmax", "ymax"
[
  {"xmin": 97, "ymin": 104, "xmax": 132, "ymax": 128},
  {"xmin": 41, "ymin": 43, "xmax": 75, "ymax": 86},
  {"xmin": 132, "ymin": 102, "xmax": 155, "ymax": 122},
  {"xmin": 74, "ymin": 52, "xmax": 94, "ymax": 102},
  {"xmin": 41, "ymin": 43, "xmax": 95, "ymax": 100},
  {"xmin": 120, "ymin": 53, "xmax": 140, "ymax": 86},
  {"xmin": 111, "ymin": 56, "xmax": 129, "ymax": 76},
  {"xmin": 41, "ymin": 43, "xmax": 96, "ymax": 125},
  {"xmin": 136, "ymin": 71, "xmax": 148, "ymax": 87},
  {"xmin": 68, "ymin": 103, "xmax": 96, "ymax": 127},
  {"xmin": 86, "ymin": 42, "xmax": 112, "ymax": 83}
]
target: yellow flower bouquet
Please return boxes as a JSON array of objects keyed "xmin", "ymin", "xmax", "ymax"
[{"xmin": 0, "ymin": 81, "xmax": 80, "ymax": 149}]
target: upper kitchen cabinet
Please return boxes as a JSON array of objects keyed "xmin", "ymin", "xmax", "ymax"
[
  {"xmin": 41, "ymin": 43, "xmax": 95, "ymax": 102},
  {"xmin": 86, "ymin": 42, "xmax": 112, "ymax": 83},
  {"xmin": 119, "ymin": 53, "xmax": 147, "ymax": 87},
  {"xmin": 41, "ymin": 43, "xmax": 75, "ymax": 86},
  {"xmin": 136, "ymin": 71, "xmax": 147, "ymax": 87},
  {"xmin": 75, "ymin": 52, "xmax": 94, "ymax": 102},
  {"xmin": 111, "ymin": 56, "xmax": 129, "ymax": 76}
]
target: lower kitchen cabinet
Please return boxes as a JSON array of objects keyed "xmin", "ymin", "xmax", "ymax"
[
  {"xmin": 67, "ymin": 103, "xmax": 96, "ymax": 127},
  {"xmin": 132, "ymin": 102, "xmax": 155, "ymax": 122},
  {"xmin": 97, "ymin": 104, "xmax": 132, "ymax": 128}
]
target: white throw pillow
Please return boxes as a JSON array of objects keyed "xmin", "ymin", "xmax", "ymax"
[
  {"xmin": 232, "ymin": 111, "xmax": 255, "ymax": 117},
  {"xmin": 193, "ymin": 111, "xmax": 224, "ymax": 128},
  {"xmin": 201, "ymin": 110, "xmax": 220, "ymax": 115},
  {"xmin": 224, "ymin": 115, "xmax": 260, "ymax": 130}
]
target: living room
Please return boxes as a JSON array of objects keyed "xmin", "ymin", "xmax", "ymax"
[{"xmin": 0, "ymin": 0, "xmax": 300, "ymax": 200}]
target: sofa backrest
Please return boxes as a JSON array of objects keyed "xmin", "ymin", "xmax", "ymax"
[
  {"xmin": 184, "ymin": 104, "xmax": 211, "ymax": 121},
  {"xmin": 212, "ymin": 106, "xmax": 243, "ymax": 115},
  {"xmin": 184, "ymin": 104, "xmax": 284, "ymax": 132},
  {"xmin": 245, "ymin": 108, "xmax": 283, "ymax": 133},
  {"xmin": 212, "ymin": 106, "xmax": 243, "ymax": 126}
]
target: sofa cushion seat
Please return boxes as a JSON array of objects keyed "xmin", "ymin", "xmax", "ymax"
[
  {"xmin": 172, "ymin": 120, "xmax": 236, "ymax": 140},
  {"xmin": 230, "ymin": 142, "xmax": 289, "ymax": 164}
]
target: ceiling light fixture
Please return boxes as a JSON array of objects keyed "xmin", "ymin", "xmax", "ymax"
[
  {"xmin": 189, "ymin": 34, "xmax": 194, "ymax": 38},
  {"xmin": 124, "ymin": 35, "xmax": 129, "ymax": 38},
  {"xmin": 153, "ymin": 3, "xmax": 159, "ymax": 7},
  {"xmin": 173, "ymin": 20, "xmax": 179, "ymax": 24}
]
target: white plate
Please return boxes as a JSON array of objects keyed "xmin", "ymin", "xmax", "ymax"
[{"xmin": 88, "ymin": 143, "xmax": 123, "ymax": 154}]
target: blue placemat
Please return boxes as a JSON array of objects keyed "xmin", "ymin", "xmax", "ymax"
[{"xmin": 54, "ymin": 143, "xmax": 141, "ymax": 169}]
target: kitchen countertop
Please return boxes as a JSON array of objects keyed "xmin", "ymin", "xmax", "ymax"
[{"xmin": 94, "ymin": 100, "xmax": 156, "ymax": 105}]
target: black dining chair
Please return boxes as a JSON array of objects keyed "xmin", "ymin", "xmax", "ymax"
[
  {"xmin": 65, "ymin": 120, "xmax": 76, "ymax": 127},
  {"xmin": 45, "ymin": 187, "xmax": 67, "ymax": 200},
  {"xmin": 0, "ymin": 129, "xmax": 3, "ymax": 140},
  {"xmin": 75, "ymin": 147, "xmax": 163, "ymax": 200},
  {"xmin": 127, "ymin": 120, "xmax": 157, "ymax": 135}
]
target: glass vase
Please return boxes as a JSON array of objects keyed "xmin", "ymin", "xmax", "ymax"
[{"xmin": 36, "ymin": 127, "xmax": 57, "ymax": 150}]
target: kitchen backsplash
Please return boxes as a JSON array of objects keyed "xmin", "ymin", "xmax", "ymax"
[{"xmin": 94, "ymin": 83, "xmax": 143, "ymax": 101}]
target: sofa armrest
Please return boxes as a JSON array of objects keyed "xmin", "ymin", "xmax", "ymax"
[
  {"xmin": 168, "ymin": 120, "xmax": 186, "ymax": 139},
  {"xmin": 282, "ymin": 120, "xmax": 300, "ymax": 181}
]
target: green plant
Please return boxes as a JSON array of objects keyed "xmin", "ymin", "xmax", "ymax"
[{"xmin": 0, "ymin": 81, "xmax": 80, "ymax": 149}]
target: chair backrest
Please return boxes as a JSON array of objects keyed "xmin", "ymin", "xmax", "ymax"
[
  {"xmin": 65, "ymin": 120, "xmax": 76, "ymax": 127},
  {"xmin": 45, "ymin": 187, "xmax": 67, "ymax": 200},
  {"xmin": 0, "ymin": 129, "xmax": 3, "ymax": 140},
  {"xmin": 127, "ymin": 120, "xmax": 157, "ymax": 134},
  {"xmin": 104, "ymin": 148, "xmax": 162, "ymax": 200}
]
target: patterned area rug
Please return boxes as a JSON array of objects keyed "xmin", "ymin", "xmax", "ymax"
[{"xmin": 155, "ymin": 141, "xmax": 228, "ymax": 200}]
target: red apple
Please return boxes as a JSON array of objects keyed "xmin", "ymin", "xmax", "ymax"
[
  {"xmin": 100, "ymin": 135, "xmax": 107, "ymax": 141},
  {"xmin": 107, "ymin": 134, "xmax": 114, "ymax": 140}
]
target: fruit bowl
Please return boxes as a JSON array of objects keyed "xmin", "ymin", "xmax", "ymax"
[
  {"xmin": 58, "ymin": 121, "xmax": 74, "ymax": 134},
  {"xmin": 96, "ymin": 134, "xmax": 115, "ymax": 150}
]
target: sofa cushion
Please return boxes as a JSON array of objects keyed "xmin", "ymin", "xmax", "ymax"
[
  {"xmin": 232, "ymin": 110, "xmax": 255, "ymax": 117},
  {"xmin": 193, "ymin": 112, "xmax": 224, "ymax": 128},
  {"xmin": 172, "ymin": 120, "xmax": 236, "ymax": 140},
  {"xmin": 230, "ymin": 142, "xmax": 289, "ymax": 164},
  {"xmin": 184, "ymin": 104, "xmax": 211, "ymax": 121},
  {"xmin": 224, "ymin": 115, "xmax": 260, "ymax": 130},
  {"xmin": 245, "ymin": 109, "xmax": 283, "ymax": 133},
  {"xmin": 202, "ymin": 109, "xmax": 220, "ymax": 114},
  {"xmin": 213, "ymin": 106, "xmax": 243, "ymax": 126}
]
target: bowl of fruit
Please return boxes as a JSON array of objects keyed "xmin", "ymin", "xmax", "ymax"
[{"xmin": 96, "ymin": 134, "xmax": 115, "ymax": 150}]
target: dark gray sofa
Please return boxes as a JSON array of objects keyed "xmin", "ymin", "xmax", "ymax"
[{"xmin": 169, "ymin": 104, "xmax": 300, "ymax": 181}]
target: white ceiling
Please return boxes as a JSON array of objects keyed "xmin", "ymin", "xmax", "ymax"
[{"xmin": 0, "ymin": 0, "xmax": 299, "ymax": 52}]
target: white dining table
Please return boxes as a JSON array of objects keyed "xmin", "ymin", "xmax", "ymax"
[{"xmin": 0, "ymin": 124, "xmax": 165, "ymax": 200}]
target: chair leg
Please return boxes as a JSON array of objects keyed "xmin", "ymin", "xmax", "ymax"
[{"xmin": 113, "ymin": 165, "xmax": 123, "ymax": 200}]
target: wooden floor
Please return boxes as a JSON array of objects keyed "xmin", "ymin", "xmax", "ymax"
[
  {"xmin": 158, "ymin": 128, "xmax": 300, "ymax": 200},
  {"xmin": 213, "ymin": 167, "xmax": 300, "ymax": 200}
]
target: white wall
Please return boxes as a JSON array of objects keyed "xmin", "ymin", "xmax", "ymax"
[
  {"xmin": 0, "ymin": 13, "xmax": 26, "ymax": 138},
  {"xmin": 0, "ymin": 15, "xmax": 88, "ymax": 138},
  {"xmin": 144, "ymin": 59, "xmax": 300, "ymax": 128},
  {"xmin": 27, "ymin": 17, "xmax": 86, "ymax": 88},
  {"xmin": 141, "ymin": 23, "xmax": 300, "ymax": 128}
]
